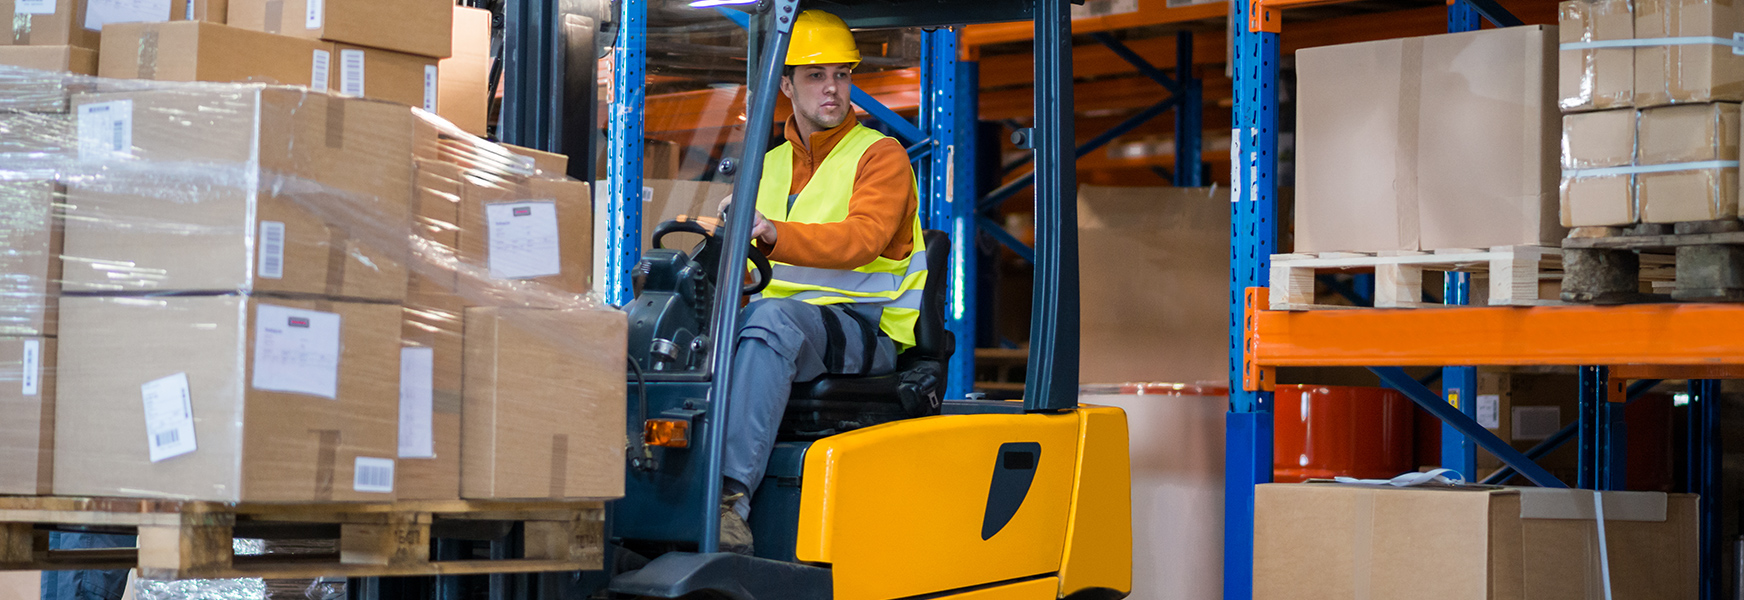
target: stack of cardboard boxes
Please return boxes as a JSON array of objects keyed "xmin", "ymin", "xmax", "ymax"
[{"xmin": 1560, "ymin": 0, "xmax": 1744, "ymax": 226}]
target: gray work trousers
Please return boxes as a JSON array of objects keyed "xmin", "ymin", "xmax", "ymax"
[{"xmin": 722, "ymin": 298, "xmax": 896, "ymax": 517}]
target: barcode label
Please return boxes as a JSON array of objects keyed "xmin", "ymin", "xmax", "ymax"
[
  {"xmin": 184, "ymin": 0, "xmax": 193, "ymax": 20},
  {"xmin": 310, "ymin": 49, "xmax": 330, "ymax": 92},
  {"xmin": 258, "ymin": 221, "xmax": 285, "ymax": 279},
  {"xmin": 422, "ymin": 64, "xmax": 438, "ymax": 112},
  {"xmin": 338, "ymin": 49, "xmax": 365, "ymax": 97},
  {"xmin": 77, "ymin": 100, "xmax": 133, "ymax": 162},
  {"xmin": 16, "ymin": 0, "xmax": 55, "ymax": 15},
  {"xmin": 20, "ymin": 339, "xmax": 39, "ymax": 397},
  {"xmin": 305, "ymin": 0, "xmax": 323, "ymax": 29},
  {"xmin": 353, "ymin": 457, "xmax": 394, "ymax": 493},
  {"xmin": 154, "ymin": 429, "xmax": 179, "ymax": 446},
  {"xmin": 141, "ymin": 373, "xmax": 197, "ymax": 462}
]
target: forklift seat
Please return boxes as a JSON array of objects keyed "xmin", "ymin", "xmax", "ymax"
[{"xmin": 779, "ymin": 230, "xmax": 954, "ymax": 440}]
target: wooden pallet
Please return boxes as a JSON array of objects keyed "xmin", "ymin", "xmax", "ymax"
[
  {"xmin": 0, "ymin": 496, "xmax": 605, "ymax": 580},
  {"xmin": 1563, "ymin": 221, "xmax": 1744, "ymax": 303},
  {"xmin": 1269, "ymin": 246, "xmax": 1586, "ymax": 310}
]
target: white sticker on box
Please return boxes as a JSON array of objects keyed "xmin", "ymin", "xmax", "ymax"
[
  {"xmin": 1476, "ymin": 393, "xmax": 1501, "ymax": 429},
  {"xmin": 398, "ymin": 347, "xmax": 435, "ymax": 459},
  {"xmin": 183, "ymin": 0, "xmax": 192, "ymax": 20},
  {"xmin": 78, "ymin": 100, "xmax": 133, "ymax": 162},
  {"xmin": 251, "ymin": 303, "xmax": 342, "ymax": 399},
  {"xmin": 258, "ymin": 221, "xmax": 286, "ymax": 279},
  {"xmin": 141, "ymin": 373, "xmax": 197, "ymax": 462},
  {"xmin": 642, "ymin": 186, "xmax": 653, "ymax": 203},
  {"xmin": 485, "ymin": 201, "xmax": 562, "ymax": 279},
  {"xmin": 423, "ymin": 64, "xmax": 438, "ymax": 112},
  {"xmin": 15, "ymin": 0, "xmax": 55, "ymax": 15},
  {"xmin": 83, "ymin": 0, "xmax": 171, "ymax": 31},
  {"xmin": 339, "ymin": 49, "xmax": 365, "ymax": 97},
  {"xmin": 311, "ymin": 49, "xmax": 331, "ymax": 93},
  {"xmin": 20, "ymin": 339, "xmax": 40, "ymax": 397},
  {"xmin": 305, "ymin": 0, "xmax": 323, "ymax": 29},
  {"xmin": 353, "ymin": 456, "xmax": 394, "ymax": 493}
]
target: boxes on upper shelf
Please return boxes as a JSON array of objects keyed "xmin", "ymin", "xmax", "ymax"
[
  {"xmin": 1559, "ymin": 0, "xmax": 1635, "ymax": 112},
  {"xmin": 1296, "ymin": 25, "xmax": 1562, "ymax": 253},
  {"xmin": 0, "ymin": 337, "xmax": 55, "ymax": 495},
  {"xmin": 98, "ymin": 21, "xmax": 328, "ymax": 87},
  {"xmin": 1636, "ymin": 101, "xmax": 1740, "ymax": 222},
  {"xmin": 1634, "ymin": 0, "xmax": 1744, "ymax": 107},
  {"xmin": 55, "ymin": 295, "xmax": 401, "ymax": 502},
  {"xmin": 60, "ymin": 87, "xmax": 414, "ymax": 301},
  {"xmin": 226, "ymin": 0, "xmax": 453, "ymax": 58},
  {"xmin": 1560, "ymin": 108, "xmax": 1638, "ymax": 227}
]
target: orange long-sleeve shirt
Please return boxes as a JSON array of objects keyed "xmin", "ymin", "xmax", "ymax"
[{"xmin": 763, "ymin": 112, "xmax": 917, "ymax": 270}]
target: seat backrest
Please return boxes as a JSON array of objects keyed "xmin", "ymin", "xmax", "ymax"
[{"xmin": 908, "ymin": 230, "xmax": 953, "ymax": 361}]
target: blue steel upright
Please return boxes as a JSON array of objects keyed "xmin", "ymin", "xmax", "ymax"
[
  {"xmin": 918, "ymin": 28, "xmax": 977, "ymax": 400},
  {"xmin": 1173, "ymin": 31, "xmax": 1203, "ymax": 188},
  {"xmin": 1227, "ymin": 1, "xmax": 1279, "ymax": 598},
  {"xmin": 1688, "ymin": 379, "xmax": 1723, "ymax": 600},
  {"xmin": 605, "ymin": 0, "xmax": 647, "ymax": 306},
  {"xmin": 1438, "ymin": 0, "xmax": 1481, "ymax": 482}
]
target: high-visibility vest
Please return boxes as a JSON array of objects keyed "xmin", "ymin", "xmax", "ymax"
[{"xmin": 755, "ymin": 124, "xmax": 927, "ymax": 350}]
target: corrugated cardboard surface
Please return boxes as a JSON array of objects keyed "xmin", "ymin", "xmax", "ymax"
[
  {"xmin": 398, "ymin": 292, "xmax": 462, "ymax": 500},
  {"xmin": 0, "ymin": 572, "xmax": 38, "ymax": 600},
  {"xmin": 0, "ymin": 0, "xmax": 99, "ymax": 49},
  {"xmin": 0, "ymin": 47, "xmax": 93, "ymax": 112},
  {"xmin": 1255, "ymin": 484, "xmax": 1698, "ymax": 600},
  {"xmin": 0, "ymin": 44, "xmax": 95, "ymax": 73},
  {"xmin": 55, "ymin": 295, "xmax": 401, "ymax": 502},
  {"xmin": 458, "ymin": 178, "xmax": 594, "ymax": 305},
  {"xmin": 1298, "ymin": 27, "xmax": 1562, "ymax": 252},
  {"xmin": 1474, "ymin": 370, "xmax": 1580, "ymax": 476},
  {"xmin": 1635, "ymin": 0, "xmax": 1744, "ymax": 106},
  {"xmin": 0, "ymin": 181, "xmax": 61, "ymax": 337},
  {"xmin": 1559, "ymin": 0, "xmax": 1635, "ymax": 112},
  {"xmin": 504, "ymin": 144, "xmax": 569, "ymax": 177},
  {"xmin": 1560, "ymin": 108, "xmax": 1638, "ymax": 227},
  {"xmin": 332, "ymin": 43, "xmax": 439, "ymax": 111},
  {"xmin": 461, "ymin": 307, "xmax": 626, "ymax": 500},
  {"xmin": 99, "ymin": 21, "xmax": 326, "ymax": 86},
  {"xmin": 1078, "ymin": 185, "xmax": 1228, "ymax": 385},
  {"xmin": 226, "ymin": 0, "xmax": 453, "ymax": 58},
  {"xmin": 61, "ymin": 88, "xmax": 412, "ymax": 301},
  {"xmin": 0, "ymin": 337, "xmax": 54, "ymax": 495},
  {"xmin": 1636, "ymin": 102, "xmax": 1740, "ymax": 221},
  {"xmin": 437, "ymin": 6, "xmax": 490, "ymax": 137}
]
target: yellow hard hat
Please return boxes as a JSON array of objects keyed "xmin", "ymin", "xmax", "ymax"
[{"xmin": 785, "ymin": 10, "xmax": 860, "ymax": 68}]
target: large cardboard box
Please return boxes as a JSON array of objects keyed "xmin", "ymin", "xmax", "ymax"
[
  {"xmin": 1635, "ymin": 0, "xmax": 1744, "ymax": 106},
  {"xmin": 0, "ymin": 572, "xmax": 39, "ymax": 600},
  {"xmin": 62, "ymin": 88, "xmax": 413, "ymax": 301},
  {"xmin": 1560, "ymin": 108, "xmax": 1639, "ymax": 227},
  {"xmin": 1559, "ymin": 0, "xmax": 1635, "ymax": 112},
  {"xmin": 1255, "ymin": 484, "xmax": 1698, "ymax": 600},
  {"xmin": 331, "ymin": 43, "xmax": 439, "ymax": 111},
  {"xmin": 1078, "ymin": 185, "xmax": 1228, "ymax": 384},
  {"xmin": 55, "ymin": 295, "xmax": 401, "ymax": 502},
  {"xmin": 0, "ymin": 0, "xmax": 225, "ymax": 49},
  {"xmin": 0, "ymin": 337, "xmax": 54, "ymax": 495},
  {"xmin": 1473, "ymin": 370, "xmax": 1581, "ymax": 478},
  {"xmin": 461, "ymin": 307, "xmax": 625, "ymax": 500},
  {"xmin": 226, "ymin": 0, "xmax": 452, "ymax": 58},
  {"xmin": 99, "ymin": 21, "xmax": 328, "ymax": 87},
  {"xmin": 457, "ymin": 177, "xmax": 593, "ymax": 305},
  {"xmin": 0, "ymin": 44, "xmax": 95, "ymax": 72},
  {"xmin": 397, "ymin": 293, "xmax": 462, "ymax": 500},
  {"xmin": 0, "ymin": 45, "xmax": 96, "ymax": 112},
  {"xmin": 1636, "ymin": 102, "xmax": 1740, "ymax": 222},
  {"xmin": 0, "ymin": 181, "xmax": 61, "ymax": 338},
  {"xmin": 437, "ymin": 6, "xmax": 491, "ymax": 137},
  {"xmin": 1297, "ymin": 26, "xmax": 1562, "ymax": 253},
  {"xmin": 0, "ymin": 111, "xmax": 72, "ymax": 157}
]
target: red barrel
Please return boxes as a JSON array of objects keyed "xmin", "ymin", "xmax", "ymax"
[{"xmin": 1273, "ymin": 385, "xmax": 1416, "ymax": 483}]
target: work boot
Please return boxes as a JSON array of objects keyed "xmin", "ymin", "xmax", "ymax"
[{"xmin": 719, "ymin": 493, "xmax": 755, "ymax": 556}]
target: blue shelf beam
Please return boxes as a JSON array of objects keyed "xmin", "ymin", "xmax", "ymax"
[
  {"xmin": 978, "ymin": 95, "xmax": 1178, "ymax": 215},
  {"xmin": 604, "ymin": 0, "xmax": 647, "ymax": 307},
  {"xmin": 1455, "ymin": 0, "xmax": 1524, "ymax": 28},
  {"xmin": 1369, "ymin": 368, "xmax": 1568, "ymax": 489}
]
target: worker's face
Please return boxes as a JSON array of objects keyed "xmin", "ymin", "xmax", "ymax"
[{"xmin": 782, "ymin": 64, "xmax": 853, "ymax": 131}]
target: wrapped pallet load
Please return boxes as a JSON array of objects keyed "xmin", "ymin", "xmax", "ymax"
[{"xmin": 0, "ymin": 63, "xmax": 624, "ymax": 502}]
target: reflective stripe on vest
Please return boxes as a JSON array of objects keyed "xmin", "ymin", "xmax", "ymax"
[{"xmin": 755, "ymin": 124, "xmax": 926, "ymax": 349}]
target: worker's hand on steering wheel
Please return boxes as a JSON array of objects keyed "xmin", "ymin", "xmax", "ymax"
[{"xmin": 717, "ymin": 195, "xmax": 778, "ymax": 246}]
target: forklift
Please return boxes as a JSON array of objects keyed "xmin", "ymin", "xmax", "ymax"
[{"xmin": 609, "ymin": 0, "xmax": 1131, "ymax": 598}]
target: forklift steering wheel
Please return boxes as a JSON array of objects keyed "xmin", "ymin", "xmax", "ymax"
[{"xmin": 651, "ymin": 219, "xmax": 774, "ymax": 297}]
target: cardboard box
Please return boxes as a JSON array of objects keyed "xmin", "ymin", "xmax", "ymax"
[
  {"xmin": 0, "ymin": 45, "xmax": 96, "ymax": 111},
  {"xmin": 1560, "ymin": 108, "xmax": 1639, "ymax": 227},
  {"xmin": 505, "ymin": 144, "xmax": 569, "ymax": 177},
  {"xmin": 1635, "ymin": 101, "xmax": 1740, "ymax": 222},
  {"xmin": 331, "ymin": 43, "xmax": 439, "ymax": 111},
  {"xmin": 458, "ymin": 177, "xmax": 593, "ymax": 304},
  {"xmin": 0, "ymin": 44, "xmax": 95, "ymax": 72},
  {"xmin": 1078, "ymin": 185, "xmax": 1229, "ymax": 384},
  {"xmin": 1635, "ymin": 0, "xmax": 1744, "ymax": 106},
  {"xmin": 99, "ymin": 21, "xmax": 328, "ymax": 87},
  {"xmin": 226, "ymin": 0, "xmax": 453, "ymax": 59},
  {"xmin": 397, "ymin": 292, "xmax": 462, "ymax": 500},
  {"xmin": 1559, "ymin": 0, "xmax": 1635, "ymax": 112},
  {"xmin": 62, "ymin": 88, "xmax": 413, "ymax": 301},
  {"xmin": 1255, "ymin": 484, "xmax": 1698, "ymax": 600},
  {"xmin": 0, "ymin": 111, "xmax": 72, "ymax": 157},
  {"xmin": 0, "ymin": 572, "xmax": 40, "ymax": 600},
  {"xmin": 0, "ymin": 337, "xmax": 54, "ymax": 495},
  {"xmin": 0, "ymin": 0, "xmax": 223, "ymax": 49},
  {"xmin": 1473, "ymin": 370, "xmax": 1581, "ymax": 477},
  {"xmin": 461, "ymin": 306, "xmax": 625, "ymax": 500},
  {"xmin": 1297, "ymin": 26, "xmax": 1562, "ymax": 253},
  {"xmin": 0, "ymin": 181, "xmax": 62, "ymax": 337},
  {"xmin": 55, "ymin": 295, "xmax": 402, "ymax": 502},
  {"xmin": 437, "ymin": 6, "xmax": 490, "ymax": 137}
]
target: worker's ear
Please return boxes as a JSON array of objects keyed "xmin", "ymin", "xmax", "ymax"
[{"xmin": 779, "ymin": 75, "xmax": 794, "ymax": 98}]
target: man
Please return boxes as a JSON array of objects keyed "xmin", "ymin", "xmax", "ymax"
[{"xmin": 715, "ymin": 9, "xmax": 926, "ymax": 555}]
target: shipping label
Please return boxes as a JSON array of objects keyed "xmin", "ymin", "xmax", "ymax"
[
  {"xmin": 423, "ymin": 64, "xmax": 438, "ymax": 113},
  {"xmin": 305, "ymin": 0, "xmax": 323, "ymax": 29},
  {"xmin": 257, "ymin": 221, "xmax": 286, "ymax": 279},
  {"xmin": 251, "ymin": 303, "xmax": 341, "ymax": 399},
  {"xmin": 83, "ymin": 0, "xmax": 171, "ymax": 31},
  {"xmin": 485, "ymin": 201, "xmax": 562, "ymax": 279},
  {"xmin": 1476, "ymin": 394, "xmax": 1501, "ymax": 429},
  {"xmin": 398, "ymin": 347, "xmax": 435, "ymax": 459},
  {"xmin": 311, "ymin": 49, "xmax": 331, "ymax": 93},
  {"xmin": 78, "ymin": 100, "xmax": 133, "ymax": 162},
  {"xmin": 20, "ymin": 339, "xmax": 39, "ymax": 397},
  {"xmin": 141, "ymin": 372, "xmax": 197, "ymax": 462},
  {"xmin": 353, "ymin": 457, "xmax": 394, "ymax": 493},
  {"xmin": 15, "ymin": 0, "xmax": 55, "ymax": 15},
  {"xmin": 339, "ymin": 49, "xmax": 365, "ymax": 97}
]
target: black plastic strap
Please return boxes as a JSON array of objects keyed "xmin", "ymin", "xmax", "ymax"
[
  {"xmin": 839, "ymin": 307, "xmax": 881, "ymax": 376},
  {"xmin": 817, "ymin": 305, "xmax": 846, "ymax": 373}
]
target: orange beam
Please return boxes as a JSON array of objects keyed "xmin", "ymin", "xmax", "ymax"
[
  {"xmin": 1251, "ymin": 303, "xmax": 1744, "ymax": 367},
  {"xmin": 961, "ymin": 0, "xmax": 1226, "ymax": 48}
]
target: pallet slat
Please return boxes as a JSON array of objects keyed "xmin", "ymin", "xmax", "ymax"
[{"xmin": 1270, "ymin": 245, "xmax": 1564, "ymax": 310}]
